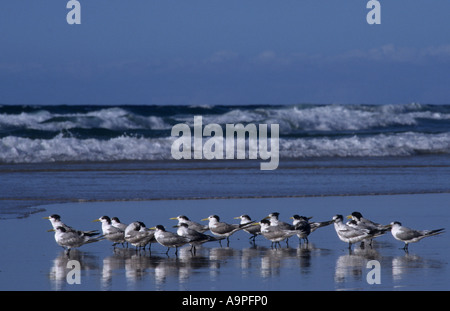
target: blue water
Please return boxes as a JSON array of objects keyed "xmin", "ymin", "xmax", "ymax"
[
  {"xmin": 1, "ymin": 104, "xmax": 449, "ymax": 291},
  {"xmin": 1, "ymin": 103, "xmax": 450, "ymax": 219},
  {"xmin": 1, "ymin": 103, "xmax": 450, "ymax": 163}
]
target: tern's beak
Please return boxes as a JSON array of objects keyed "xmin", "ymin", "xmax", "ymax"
[
  {"xmin": 149, "ymin": 227, "xmax": 156, "ymax": 230},
  {"xmin": 233, "ymin": 216, "xmax": 241, "ymax": 220},
  {"xmin": 346, "ymin": 215, "xmax": 353, "ymax": 219},
  {"xmin": 201, "ymin": 218, "xmax": 209, "ymax": 221},
  {"xmin": 169, "ymin": 217, "xmax": 178, "ymax": 220},
  {"xmin": 93, "ymin": 219, "xmax": 101, "ymax": 222},
  {"xmin": 47, "ymin": 229, "xmax": 55, "ymax": 232},
  {"xmin": 43, "ymin": 217, "xmax": 50, "ymax": 220},
  {"xmin": 263, "ymin": 216, "xmax": 270, "ymax": 220}
]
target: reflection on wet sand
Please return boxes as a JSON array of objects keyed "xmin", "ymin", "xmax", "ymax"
[
  {"xmin": 391, "ymin": 253, "xmax": 446, "ymax": 282},
  {"xmin": 49, "ymin": 243, "xmax": 333, "ymax": 290},
  {"xmin": 49, "ymin": 250, "xmax": 100, "ymax": 291},
  {"xmin": 334, "ymin": 247, "xmax": 381, "ymax": 285},
  {"xmin": 48, "ymin": 240, "xmax": 447, "ymax": 290}
]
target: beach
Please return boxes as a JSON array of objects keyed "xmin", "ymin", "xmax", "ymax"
[
  {"xmin": 0, "ymin": 172, "xmax": 448, "ymax": 291},
  {"xmin": 1, "ymin": 104, "xmax": 450, "ymax": 292}
]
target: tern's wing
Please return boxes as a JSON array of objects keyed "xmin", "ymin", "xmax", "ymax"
[
  {"xmin": 395, "ymin": 227, "xmax": 422, "ymax": 241},
  {"xmin": 338, "ymin": 227, "xmax": 369, "ymax": 239},
  {"xmin": 213, "ymin": 222, "xmax": 240, "ymax": 234}
]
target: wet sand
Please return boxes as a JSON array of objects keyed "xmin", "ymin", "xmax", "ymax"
[{"xmin": 0, "ymin": 193, "xmax": 448, "ymax": 291}]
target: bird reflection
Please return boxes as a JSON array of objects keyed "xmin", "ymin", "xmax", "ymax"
[
  {"xmin": 334, "ymin": 247, "xmax": 381, "ymax": 284},
  {"xmin": 48, "ymin": 250, "xmax": 99, "ymax": 290},
  {"xmin": 391, "ymin": 252, "xmax": 445, "ymax": 282}
]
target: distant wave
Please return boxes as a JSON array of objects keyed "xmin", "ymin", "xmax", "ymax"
[{"xmin": 1, "ymin": 103, "xmax": 450, "ymax": 163}]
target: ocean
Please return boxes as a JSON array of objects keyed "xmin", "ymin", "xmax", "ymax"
[
  {"xmin": 2, "ymin": 103, "xmax": 450, "ymax": 219},
  {"xmin": 0, "ymin": 103, "xmax": 449, "ymax": 292},
  {"xmin": 2, "ymin": 103, "xmax": 450, "ymax": 163}
]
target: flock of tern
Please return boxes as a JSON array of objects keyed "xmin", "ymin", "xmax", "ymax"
[{"xmin": 44, "ymin": 211, "xmax": 445, "ymax": 256}]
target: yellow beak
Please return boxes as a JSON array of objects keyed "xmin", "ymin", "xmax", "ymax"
[{"xmin": 201, "ymin": 218, "xmax": 209, "ymax": 221}]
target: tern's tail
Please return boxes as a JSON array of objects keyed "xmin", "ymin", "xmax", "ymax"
[
  {"xmin": 425, "ymin": 228, "xmax": 445, "ymax": 237},
  {"xmin": 86, "ymin": 235, "xmax": 106, "ymax": 244},
  {"xmin": 239, "ymin": 221, "xmax": 256, "ymax": 229},
  {"xmin": 83, "ymin": 230, "xmax": 101, "ymax": 237},
  {"xmin": 310, "ymin": 220, "xmax": 334, "ymax": 232}
]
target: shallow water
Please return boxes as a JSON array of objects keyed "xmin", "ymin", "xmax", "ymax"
[
  {"xmin": 1, "ymin": 194, "xmax": 448, "ymax": 291},
  {"xmin": 2, "ymin": 156, "xmax": 450, "ymax": 220}
]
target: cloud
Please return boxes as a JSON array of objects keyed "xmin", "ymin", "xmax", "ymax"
[
  {"xmin": 205, "ymin": 50, "xmax": 239, "ymax": 64},
  {"xmin": 339, "ymin": 44, "xmax": 450, "ymax": 63}
]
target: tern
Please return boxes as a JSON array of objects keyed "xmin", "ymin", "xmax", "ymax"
[
  {"xmin": 201, "ymin": 215, "xmax": 251, "ymax": 246},
  {"xmin": 176, "ymin": 223, "xmax": 222, "ymax": 253},
  {"xmin": 234, "ymin": 215, "xmax": 261, "ymax": 242},
  {"xmin": 290, "ymin": 215, "xmax": 312, "ymax": 243},
  {"xmin": 44, "ymin": 214, "xmax": 99, "ymax": 237},
  {"xmin": 170, "ymin": 215, "xmax": 209, "ymax": 233},
  {"xmin": 51, "ymin": 226, "xmax": 103, "ymax": 255},
  {"xmin": 291, "ymin": 214, "xmax": 333, "ymax": 243},
  {"xmin": 151, "ymin": 225, "xmax": 190, "ymax": 255},
  {"xmin": 93, "ymin": 216, "xmax": 125, "ymax": 248},
  {"xmin": 333, "ymin": 215, "xmax": 374, "ymax": 250},
  {"xmin": 346, "ymin": 211, "xmax": 390, "ymax": 247},
  {"xmin": 111, "ymin": 217, "xmax": 128, "ymax": 231},
  {"xmin": 259, "ymin": 219, "xmax": 299, "ymax": 248},
  {"xmin": 265, "ymin": 212, "xmax": 297, "ymax": 245},
  {"xmin": 390, "ymin": 221, "xmax": 445, "ymax": 251},
  {"xmin": 124, "ymin": 221, "xmax": 156, "ymax": 251}
]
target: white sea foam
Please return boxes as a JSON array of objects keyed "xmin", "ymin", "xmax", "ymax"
[
  {"xmin": 174, "ymin": 104, "xmax": 450, "ymax": 133},
  {"xmin": 0, "ymin": 134, "xmax": 175, "ymax": 163},
  {"xmin": 1, "ymin": 131, "xmax": 450, "ymax": 163},
  {"xmin": 0, "ymin": 107, "xmax": 170, "ymax": 131},
  {"xmin": 279, "ymin": 132, "xmax": 450, "ymax": 158}
]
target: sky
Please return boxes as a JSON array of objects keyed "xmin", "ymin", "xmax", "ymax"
[{"xmin": 0, "ymin": 1, "xmax": 449, "ymax": 106}]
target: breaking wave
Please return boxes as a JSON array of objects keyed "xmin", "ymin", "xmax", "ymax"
[{"xmin": 1, "ymin": 103, "xmax": 450, "ymax": 163}]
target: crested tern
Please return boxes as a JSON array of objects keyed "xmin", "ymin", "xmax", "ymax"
[
  {"xmin": 390, "ymin": 221, "xmax": 445, "ymax": 251},
  {"xmin": 169, "ymin": 215, "xmax": 209, "ymax": 233},
  {"xmin": 111, "ymin": 217, "xmax": 128, "ymax": 231},
  {"xmin": 259, "ymin": 219, "xmax": 299, "ymax": 248},
  {"xmin": 44, "ymin": 214, "xmax": 99, "ymax": 237},
  {"xmin": 93, "ymin": 216, "xmax": 125, "ymax": 248},
  {"xmin": 176, "ymin": 223, "xmax": 222, "ymax": 253},
  {"xmin": 290, "ymin": 215, "xmax": 312, "ymax": 243},
  {"xmin": 51, "ymin": 226, "xmax": 103, "ymax": 255},
  {"xmin": 333, "ymin": 215, "xmax": 374, "ymax": 250},
  {"xmin": 346, "ymin": 211, "xmax": 390, "ymax": 247},
  {"xmin": 201, "ymin": 215, "xmax": 251, "ymax": 246},
  {"xmin": 266, "ymin": 212, "xmax": 297, "ymax": 244},
  {"xmin": 234, "ymin": 215, "xmax": 261, "ymax": 241},
  {"xmin": 151, "ymin": 225, "xmax": 190, "ymax": 255},
  {"xmin": 124, "ymin": 221, "xmax": 156, "ymax": 251}
]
